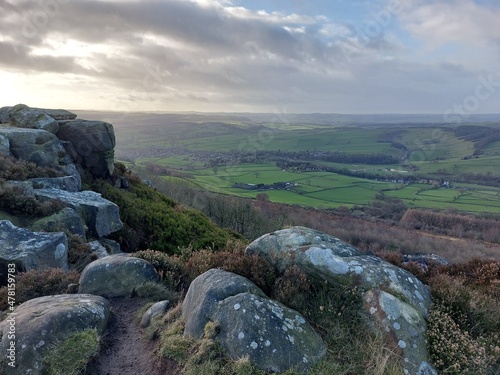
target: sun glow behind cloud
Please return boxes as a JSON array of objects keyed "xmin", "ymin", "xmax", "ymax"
[{"xmin": 0, "ymin": 0, "xmax": 499, "ymax": 113}]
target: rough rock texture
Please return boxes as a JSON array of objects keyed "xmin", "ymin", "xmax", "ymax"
[
  {"xmin": 3, "ymin": 180, "xmax": 35, "ymax": 198},
  {"xmin": 0, "ymin": 134, "xmax": 10, "ymax": 156},
  {"xmin": 0, "ymin": 106, "xmax": 10, "ymax": 123},
  {"xmin": 0, "ymin": 220, "xmax": 68, "ymax": 285},
  {"xmin": 7, "ymin": 104, "xmax": 59, "ymax": 134},
  {"xmin": 246, "ymin": 227, "xmax": 435, "ymax": 375},
  {"xmin": 30, "ymin": 176, "xmax": 80, "ymax": 192},
  {"xmin": 88, "ymin": 240, "xmax": 109, "ymax": 259},
  {"xmin": 30, "ymin": 207, "xmax": 86, "ymax": 238},
  {"xmin": 98, "ymin": 238, "xmax": 122, "ymax": 254},
  {"xmin": 140, "ymin": 300, "xmax": 170, "ymax": 328},
  {"xmin": 34, "ymin": 188, "xmax": 122, "ymax": 238},
  {"xmin": 57, "ymin": 119, "xmax": 116, "ymax": 178},
  {"xmin": 183, "ymin": 269, "xmax": 326, "ymax": 373},
  {"xmin": 35, "ymin": 107, "xmax": 77, "ymax": 121},
  {"xmin": 0, "ymin": 127, "xmax": 81, "ymax": 190},
  {"xmin": 0, "ymin": 294, "xmax": 110, "ymax": 375},
  {"xmin": 363, "ymin": 289, "xmax": 437, "ymax": 375},
  {"xmin": 78, "ymin": 255, "xmax": 159, "ymax": 297}
]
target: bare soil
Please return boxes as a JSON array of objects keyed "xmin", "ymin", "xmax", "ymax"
[{"xmin": 86, "ymin": 297, "xmax": 181, "ymax": 375}]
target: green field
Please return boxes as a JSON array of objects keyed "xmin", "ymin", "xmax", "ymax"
[{"xmin": 113, "ymin": 116, "xmax": 500, "ymax": 214}]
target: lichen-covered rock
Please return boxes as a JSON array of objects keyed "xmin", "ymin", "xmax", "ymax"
[
  {"xmin": 34, "ymin": 188, "xmax": 122, "ymax": 238},
  {"xmin": 140, "ymin": 300, "xmax": 170, "ymax": 328},
  {"xmin": 246, "ymin": 227, "xmax": 436, "ymax": 375},
  {"xmin": 363, "ymin": 289, "xmax": 437, "ymax": 375},
  {"xmin": 30, "ymin": 207, "xmax": 86, "ymax": 239},
  {"xmin": 183, "ymin": 269, "xmax": 326, "ymax": 373},
  {"xmin": 246, "ymin": 227, "xmax": 431, "ymax": 317},
  {"xmin": 0, "ymin": 220, "xmax": 68, "ymax": 285},
  {"xmin": 0, "ymin": 106, "xmax": 10, "ymax": 123},
  {"xmin": 57, "ymin": 119, "xmax": 116, "ymax": 178},
  {"xmin": 7, "ymin": 104, "xmax": 60, "ymax": 134},
  {"xmin": 0, "ymin": 127, "xmax": 81, "ymax": 190},
  {"xmin": 78, "ymin": 255, "xmax": 159, "ymax": 297},
  {"xmin": 0, "ymin": 294, "xmax": 110, "ymax": 375},
  {"xmin": 183, "ymin": 268, "xmax": 266, "ymax": 339}
]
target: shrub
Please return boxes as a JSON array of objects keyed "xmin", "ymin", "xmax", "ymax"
[
  {"xmin": 67, "ymin": 234, "xmax": 96, "ymax": 271},
  {"xmin": 90, "ymin": 177, "xmax": 232, "ymax": 253},
  {"xmin": 0, "ymin": 154, "xmax": 62, "ymax": 182},
  {"xmin": 42, "ymin": 329, "xmax": 100, "ymax": 375},
  {"xmin": 134, "ymin": 250, "xmax": 189, "ymax": 292},
  {"xmin": 185, "ymin": 246, "xmax": 277, "ymax": 295},
  {"xmin": 0, "ymin": 185, "xmax": 65, "ymax": 217},
  {"xmin": 0, "ymin": 268, "xmax": 80, "ymax": 311}
]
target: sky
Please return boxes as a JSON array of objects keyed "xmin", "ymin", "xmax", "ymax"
[{"xmin": 1, "ymin": 0, "xmax": 500, "ymax": 114}]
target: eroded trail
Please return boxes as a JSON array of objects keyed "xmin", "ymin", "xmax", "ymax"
[{"xmin": 88, "ymin": 297, "xmax": 174, "ymax": 375}]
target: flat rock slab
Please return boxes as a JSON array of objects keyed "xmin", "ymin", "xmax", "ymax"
[
  {"xmin": 34, "ymin": 188, "xmax": 123, "ymax": 238},
  {"xmin": 0, "ymin": 220, "xmax": 68, "ymax": 285},
  {"xmin": 0, "ymin": 294, "xmax": 110, "ymax": 375},
  {"xmin": 78, "ymin": 255, "xmax": 159, "ymax": 298}
]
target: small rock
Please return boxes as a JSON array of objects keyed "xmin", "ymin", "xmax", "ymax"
[{"xmin": 140, "ymin": 300, "xmax": 170, "ymax": 328}]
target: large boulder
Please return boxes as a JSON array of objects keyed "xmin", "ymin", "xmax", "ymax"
[
  {"xmin": 29, "ymin": 207, "xmax": 86, "ymax": 238},
  {"xmin": 0, "ymin": 294, "xmax": 110, "ymax": 375},
  {"xmin": 78, "ymin": 255, "xmax": 159, "ymax": 297},
  {"xmin": 6, "ymin": 104, "xmax": 59, "ymax": 134},
  {"xmin": 246, "ymin": 227, "xmax": 435, "ymax": 375},
  {"xmin": 0, "ymin": 127, "xmax": 81, "ymax": 190},
  {"xmin": 183, "ymin": 269, "xmax": 326, "ymax": 373},
  {"xmin": 57, "ymin": 119, "xmax": 116, "ymax": 178},
  {"xmin": 0, "ymin": 220, "xmax": 68, "ymax": 285},
  {"xmin": 34, "ymin": 188, "xmax": 122, "ymax": 238}
]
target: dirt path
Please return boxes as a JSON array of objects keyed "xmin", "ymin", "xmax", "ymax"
[{"xmin": 88, "ymin": 297, "xmax": 179, "ymax": 375}]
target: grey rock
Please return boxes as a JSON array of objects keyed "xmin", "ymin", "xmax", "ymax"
[
  {"xmin": 98, "ymin": 238, "xmax": 122, "ymax": 254},
  {"xmin": 57, "ymin": 119, "xmax": 116, "ymax": 178},
  {"xmin": 183, "ymin": 269, "xmax": 326, "ymax": 373},
  {"xmin": 88, "ymin": 240, "xmax": 109, "ymax": 259},
  {"xmin": 34, "ymin": 188, "xmax": 123, "ymax": 238},
  {"xmin": 402, "ymin": 253, "xmax": 450, "ymax": 273},
  {"xmin": 34, "ymin": 107, "xmax": 77, "ymax": 121},
  {"xmin": 0, "ymin": 294, "xmax": 110, "ymax": 375},
  {"xmin": 140, "ymin": 300, "xmax": 170, "ymax": 328},
  {"xmin": 78, "ymin": 255, "xmax": 159, "ymax": 297},
  {"xmin": 246, "ymin": 227, "xmax": 431, "ymax": 317},
  {"xmin": 183, "ymin": 268, "xmax": 266, "ymax": 339},
  {"xmin": 30, "ymin": 176, "xmax": 81, "ymax": 192},
  {"xmin": 246, "ymin": 226, "xmax": 436, "ymax": 375},
  {"xmin": 7, "ymin": 104, "xmax": 59, "ymax": 134},
  {"xmin": 0, "ymin": 127, "xmax": 81, "ymax": 190},
  {"xmin": 0, "ymin": 220, "xmax": 68, "ymax": 285},
  {"xmin": 30, "ymin": 207, "xmax": 86, "ymax": 238},
  {"xmin": 0, "ymin": 135, "xmax": 10, "ymax": 156},
  {"xmin": 0, "ymin": 106, "xmax": 10, "ymax": 123}
]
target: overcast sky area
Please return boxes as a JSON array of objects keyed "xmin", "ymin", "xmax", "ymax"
[{"xmin": 1, "ymin": 0, "xmax": 500, "ymax": 114}]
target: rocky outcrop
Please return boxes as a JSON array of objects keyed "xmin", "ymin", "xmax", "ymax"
[
  {"xmin": 0, "ymin": 220, "xmax": 68, "ymax": 285},
  {"xmin": 246, "ymin": 227, "xmax": 436, "ymax": 375},
  {"xmin": 30, "ymin": 176, "xmax": 80, "ymax": 192},
  {"xmin": 57, "ymin": 119, "xmax": 116, "ymax": 178},
  {"xmin": 88, "ymin": 240, "xmax": 110, "ymax": 259},
  {"xmin": 30, "ymin": 207, "xmax": 86, "ymax": 238},
  {"xmin": 34, "ymin": 188, "xmax": 122, "ymax": 238},
  {"xmin": 183, "ymin": 269, "xmax": 326, "ymax": 373},
  {"xmin": 0, "ymin": 294, "xmax": 110, "ymax": 375},
  {"xmin": 0, "ymin": 127, "xmax": 81, "ymax": 190},
  {"xmin": 4, "ymin": 104, "xmax": 60, "ymax": 134},
  {"xmin": 78, "ymin": 255, "xmax": 159, "ymax": 298}
]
